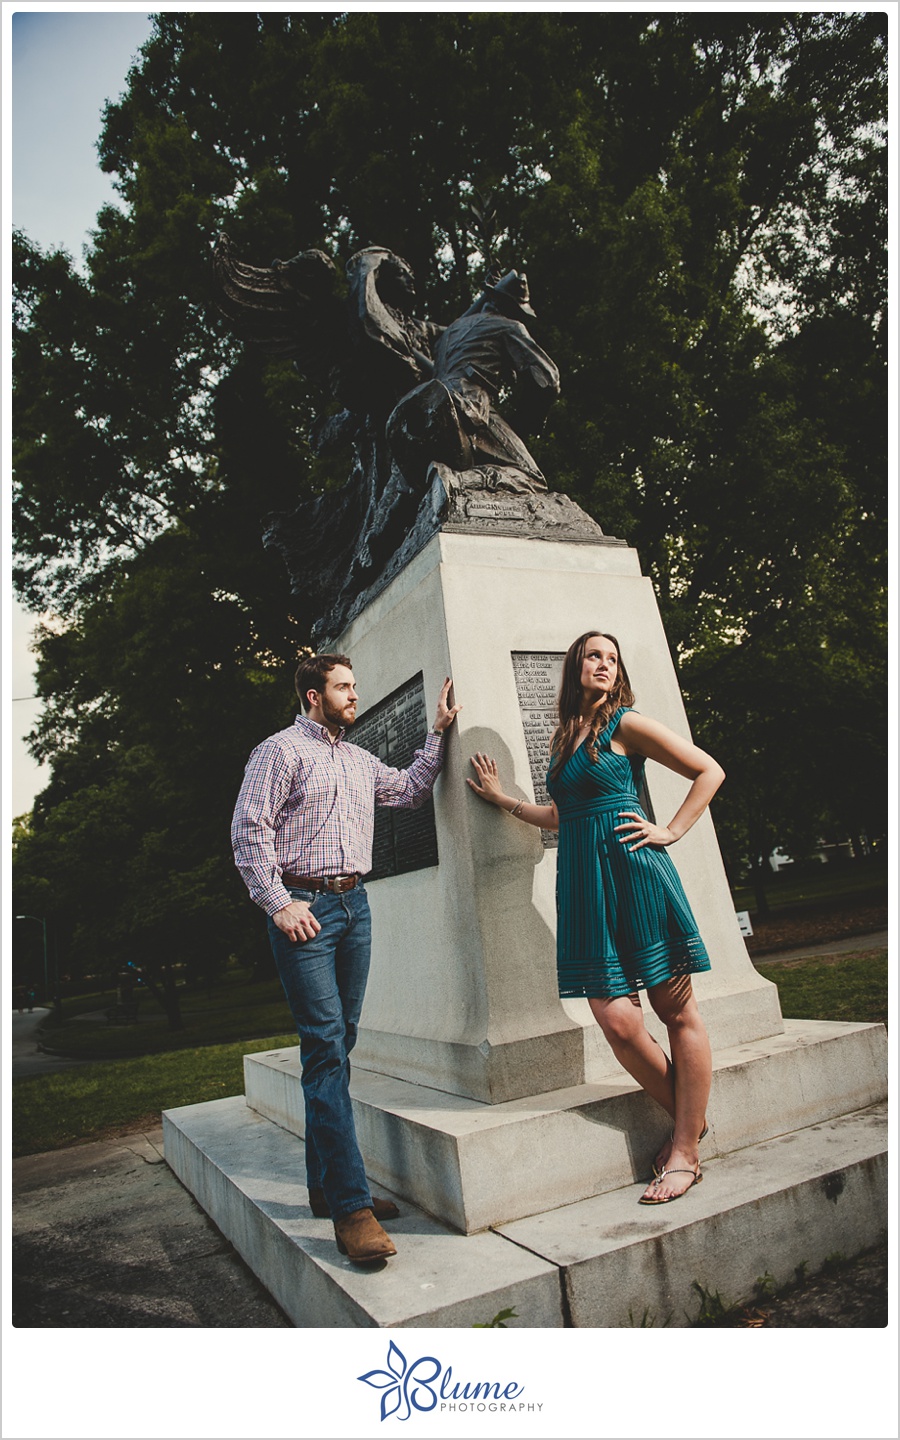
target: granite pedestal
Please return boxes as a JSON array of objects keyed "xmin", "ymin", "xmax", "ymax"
[{"xmin": 332, "ymin": 530, "xmax": 782, "ymax": 1108}]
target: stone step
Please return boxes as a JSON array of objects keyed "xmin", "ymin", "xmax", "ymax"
[
  {"xmin": 241, "ymin": 1019, "xmax": 887, "ymax": 1233},
  {"xmin": 162, "ymin": 1094, "xmax": 564, "ymax": 1329},
  {"xmin": 162, "ymin": 1093, "xmax": 887, "ymax": 1329},
  {"xmin": 497, "ymin": 1101, "xmax": 888, "ymax": 1327}
]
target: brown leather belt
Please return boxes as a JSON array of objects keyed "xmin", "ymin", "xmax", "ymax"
[{"xmin": 282, "ymin": 873, "xmax": 360, "ymax": 894}]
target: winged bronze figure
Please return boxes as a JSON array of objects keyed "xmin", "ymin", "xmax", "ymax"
[{"xmin": 213, "ymin": 236, "xmax": 564, "ymax": 641}]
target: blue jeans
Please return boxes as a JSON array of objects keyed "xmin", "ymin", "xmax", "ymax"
[{"xmin": 267, "ymin": 883, "xmax": 372, "ymax": 1220}]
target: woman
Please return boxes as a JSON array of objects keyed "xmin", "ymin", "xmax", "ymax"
[{"xmin": 467, "ymin": 631, "xmax": 725, "ymax": 1203}]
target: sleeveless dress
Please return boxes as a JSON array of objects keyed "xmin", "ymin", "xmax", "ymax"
[{"xmin": 547, "ymin": 705, "xmax": 711, "ymax": 999}]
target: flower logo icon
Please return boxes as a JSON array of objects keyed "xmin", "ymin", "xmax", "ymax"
[{"xmin": 358, "ymin": 1341, "xmax": 441, "ymax": 1422}]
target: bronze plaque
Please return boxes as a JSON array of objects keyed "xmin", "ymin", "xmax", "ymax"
[
  {"xmin": 463, "ymin": 497, "xmax": 529, "ymax": 521},
  {"xmin": 511, "ymin": 651, "xmax": 564, "ymax": 848},
  {"xmin": 352, "ymin": 672, "xmax": 439, "ymax": 880}
]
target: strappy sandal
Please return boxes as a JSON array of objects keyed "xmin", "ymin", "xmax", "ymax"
[
  {"xmin": 651, "ymin": 1123, "xmax": 709, "ymax": 1180},
  {"xmin": 639, "ymin": 1165, "xmax": 702, "ymax": 1204}
]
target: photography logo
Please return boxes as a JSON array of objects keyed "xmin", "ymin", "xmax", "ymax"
[{"xmin": 358, "ymin": 1340, "xmax": 542, "ymax": 1423}]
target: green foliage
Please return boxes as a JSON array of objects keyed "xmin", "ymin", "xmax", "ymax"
[
  {"xmin": 38, "ymin": 970, "xmax": 294, "ymax": 1060},
  {"xmin": 625, "ymin": 1306, "xmax": 671, "ymax": 1328},
  {"xmin": 12, "ymin": 513, "xmax": 304, "ymax": 983},
  {"xmin": 730, "ymin": 856, "xmax": 886, "ymax": 914},
  {"xmin": 473, "ymin": 1307, "xmax": 518, "ymax": 1329},
  {"xmin": 690, "ymin": 1279, "xmax": 734, "ymax": 1326},
  {"xmin": 13, "ymin": 13, "xmax": 887, "ymax": 978},
  {"xmin": 754, "ymin": 1271, "xmax": 778, "ymax": 1301}
]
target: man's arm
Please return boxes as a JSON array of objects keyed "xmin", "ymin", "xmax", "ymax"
[
  {"xmin": 232, "ymin": 741, "xmax": 323, "ymax": 942},
  {"xmin": 231, "ymin": 740, "xmax": 299, "ymax": 915}
]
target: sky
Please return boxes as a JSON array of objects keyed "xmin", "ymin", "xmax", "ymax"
[{"xmin": 7, "ymin": 9, "xmax": 155, "ymax": 817}]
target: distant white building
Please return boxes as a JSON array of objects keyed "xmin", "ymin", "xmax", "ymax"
[{"xmin": 768, "ymin": 840, "xmax": 857, "ymax": 872}]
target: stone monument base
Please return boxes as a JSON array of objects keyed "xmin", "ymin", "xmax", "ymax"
[
  {"xmin": 163, "ymin": 1016, "xmax": 887, "ymax": 1326},
  {"xmin": 316, "ymin": 530, "xmax": 784, "ymax": 1108}
]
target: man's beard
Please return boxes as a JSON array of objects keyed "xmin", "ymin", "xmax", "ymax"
[{"xmin": 323, "ymin": 697, "xmax": 356, "ymax": 729}]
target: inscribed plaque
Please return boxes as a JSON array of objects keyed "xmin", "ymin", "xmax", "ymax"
[
  {"xmin": 511, "ymin": 652, "xmax": 564, "ymax": 848},
  {"xmin": 352, "ymin": 673, "xmax": 439, "ymax": 880}
]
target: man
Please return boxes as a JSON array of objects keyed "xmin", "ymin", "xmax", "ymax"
[
  {"xmin": 385, "ymin": 269, "xmax": 560, "ymax": 492},
  {"xmin": 232, "ymin": 653, "xmax": 460, "ymax": 1263}
]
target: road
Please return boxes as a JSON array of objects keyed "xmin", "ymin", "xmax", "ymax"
[
  {"xmin": 751, "ymin": 929, "xmax": 888, "ymax": 965},
  {"xmin": 12, "ymin": 1124, "xmax": 291, "ymax": 1327}
]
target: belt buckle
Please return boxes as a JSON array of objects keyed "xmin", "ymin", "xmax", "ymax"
[{"xmin": 328, "ymin": 874, "xmax": 351, "ymax": 893}]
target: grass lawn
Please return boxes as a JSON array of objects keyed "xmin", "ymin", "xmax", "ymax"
[
  {"xmin": 755, "ymin": 949, "xmax": 888, "ymax": 1029},
  {"xmin": 12, "ymin": 1032, "xmax": 297, "ymax": 1158},
  {"xmin": 14, "ymin": 948, "xmax": 887, "ymax": 1159}
]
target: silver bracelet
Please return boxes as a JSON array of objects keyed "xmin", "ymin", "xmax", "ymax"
[{"xmin": 509, "ymin": 799, "xmax": 525, "ymax": 818}]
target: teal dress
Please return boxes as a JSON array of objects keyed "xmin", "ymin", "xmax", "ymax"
[{"xmin": 546, "ymin": 706, "xmax": 711, "ymax": 999}]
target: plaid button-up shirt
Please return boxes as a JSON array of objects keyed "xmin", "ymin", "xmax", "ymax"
[{"xmin": 232, "ymin": 714, "xmax": 444, "ymax": 915}]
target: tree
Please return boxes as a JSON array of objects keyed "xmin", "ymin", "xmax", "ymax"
[
  {"xmin": 13, "ymin": 11, "xmax": 886, "ymax": 981},
  {"xmin": 12, "ymin": 530, "xmax": 302, "ymax": 1015}
]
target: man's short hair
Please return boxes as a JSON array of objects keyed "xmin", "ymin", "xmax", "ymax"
[{"xmin": 294, "ymin": 653, "xmax": 352, "ymax": 712}]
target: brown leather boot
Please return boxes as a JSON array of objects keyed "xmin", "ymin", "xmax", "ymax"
[
  {"xmin": 334, "ymin": 1208, "xmax": 398, "ymax": 1262},
  {"xmin": 309, "ymin": 1187, "xmax": 400, "ymax": 1221}
]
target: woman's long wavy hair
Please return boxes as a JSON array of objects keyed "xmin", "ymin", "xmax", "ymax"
[{"xmin": 549, "ymin": 631, "xmax": 635, "ymax": 779}]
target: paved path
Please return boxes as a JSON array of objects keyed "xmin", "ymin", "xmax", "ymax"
[
  {"xmin": 12, "ymin": 1126, "xmax": 291, "ymax": 1327},
  {"xmin": 11, "ymin": 1008, "xmax": 90, "ymax": 1079},
  {"xmin": 751, "ymin": 929, "xmax": 888, "ymax": 965}
]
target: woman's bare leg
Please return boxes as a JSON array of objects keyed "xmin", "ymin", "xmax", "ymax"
[
  {"xmin": 641, "ymin": 975, "xmax": 711, "ymax": 1200},
  {"xmin": 588, "ymin": 993, "xmax": 676, "ymax": 1116}
]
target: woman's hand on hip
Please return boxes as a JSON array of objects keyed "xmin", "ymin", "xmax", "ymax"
[{"xmin": 615, "ymin": 812, "xmax": 676, "ymax": 851}]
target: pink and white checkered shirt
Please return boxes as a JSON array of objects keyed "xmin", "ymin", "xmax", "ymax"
[{"xmin": 232, "ymin": 714, "xmax": 444, "ymax": 915}]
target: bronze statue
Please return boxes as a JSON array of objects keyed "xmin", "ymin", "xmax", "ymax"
[
  {"xmin": 385, "ymin": 269, "xmax": 559, "ymax": 494},
  {"xmin": 214, "ymin": 237, "xmax": 604, "ymax": 642}
]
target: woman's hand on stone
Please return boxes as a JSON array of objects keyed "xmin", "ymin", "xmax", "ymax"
[{"xmin": 467, "ymin": 753, "xmax": 507, "ymax": 806}]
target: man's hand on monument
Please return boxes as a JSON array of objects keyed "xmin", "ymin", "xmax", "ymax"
[
  {"xmin": 432, "ymin": 677, "xmax": 462, "ymax": 733},
  {"xmin": 272, "ymin": 901, "xmax": 322, "ymax": 943}
]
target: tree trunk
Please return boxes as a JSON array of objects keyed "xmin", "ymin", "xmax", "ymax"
[
  {"xmin": 161, "ymin": 967, "xmax": 184, "ymax": 1030},
  {"xmin": 746, "ymin": 809, "xmax": 774, "ymax": 920},
  {"xmin": 750, "ymin": 854, "xmax": 771, "ymax": 920},
  {"xmin": 131, "ymin": 965, "xmax": 183, "ymax": 1029}
]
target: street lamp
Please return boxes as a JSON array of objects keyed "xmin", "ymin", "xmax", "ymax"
[{"xmin": 15, "ymin": 914, "xmax": 49, "ymax": 1007}]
